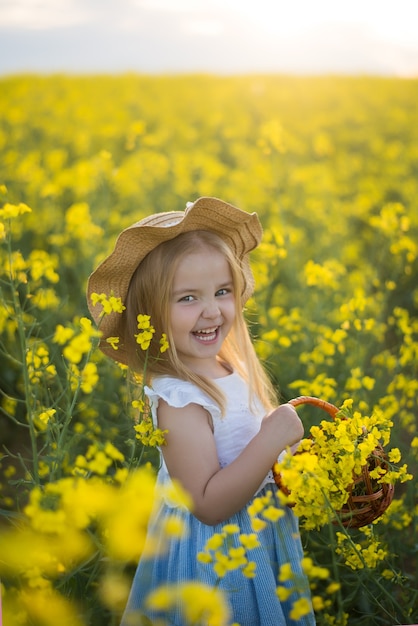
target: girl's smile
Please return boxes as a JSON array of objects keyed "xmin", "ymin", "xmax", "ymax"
[
  {"xmin": 170, "ymin": 246, "xmax": 236, "ymax": 375},
  {"xmin": 192, "ymin": 326, "xmax": 219, "ymax": 342}
]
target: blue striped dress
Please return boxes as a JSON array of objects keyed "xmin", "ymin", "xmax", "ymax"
[{"xmin": 121, "ymin": 372, "xmax": 315, "ymax": 626}]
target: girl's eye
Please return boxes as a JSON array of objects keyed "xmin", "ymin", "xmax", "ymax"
[
  {"xmin": 179, "ymin": 295, "xmax": 195, "ymax": 302},
  {"xmin": 216, "ymin": 288, "xmax": 231, "ymax": 297}
]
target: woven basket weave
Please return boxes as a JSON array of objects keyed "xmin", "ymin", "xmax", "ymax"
[{"xmin": 273, "ymin": 396, "xmax": 395, "ymax": 528}]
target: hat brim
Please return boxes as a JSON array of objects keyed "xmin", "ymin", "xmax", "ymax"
[{"xmin": 87, "ymin": 197, "xmax": 262, "ymax": 364}]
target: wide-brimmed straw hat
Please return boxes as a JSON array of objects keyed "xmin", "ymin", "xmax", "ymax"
[{"xmin": 87, "ymin": 196, "xmax": 262, "ymax": 364}]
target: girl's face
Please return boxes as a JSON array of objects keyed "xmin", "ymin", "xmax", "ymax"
[{"xmin": 169, "ymin": 246, "xmax": 236, "ymax": 377}]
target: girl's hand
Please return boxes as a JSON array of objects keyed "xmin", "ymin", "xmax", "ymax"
[{"xmin": 261, "ymin": 403, "xmax": 304, "ymax": 450}]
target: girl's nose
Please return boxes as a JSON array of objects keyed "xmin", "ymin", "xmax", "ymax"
[{"xmin": 202, "ymin": 299, "xmax": 221, "ymax": 319}]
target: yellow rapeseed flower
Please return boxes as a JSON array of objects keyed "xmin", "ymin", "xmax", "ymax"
[
  {"xmin": 326, "ymin": 582, "xmax": 341, "ymax": 594},
  {"xmin": 0, "ymin": 524, "xmax": 92, "ymax": 575},
  {"xmin": 103, "ymin": 468, "xmax": 158, "ymax": 561},
  {"xmin": 90, "ymin": 292, "xmax": 126, "ymax": 317},
  {"xmin": 204, "ymin": 533, "xmax": 224, "ymax": 552},
  {"xmin": 279, "ymin": 562, "xmax": 294, "ymax": 582},
  {"xmin": 69, "ymin": 362, "xmax": 99, "ymax": 394},
  {"xmin": 63, "ymin": 317, "xmax": 100, "ymax": 363},
  {"xmin": 223, "ymin": 523, "xmax": 240, "ymax": 534},
  {"xmin": 134, "ymin": 417, "xmax": 168, "ymax": 447},
  {"xmin": 99, "ymin": 571, "xmax": 131, "ymax": 613},
  {"xmin": 31, "ymin": 287, "xmax": 60, "ymax": 310},
  {"xmin": 274, "ymin": 402, "xmax": 408, "ymax": 529},
  {"xmin": 251, "ymin": 517, "xmax": 267, "ymax": 532},
  {"xmin": 159, "ymin": 332, "xmax": 170, "ymax": 353},
  {"xmin": 65, "ymin": 201, "xmax": 103, "ymax": 242},
  {"xmin": 53, "ymin": 324, "xmax": 75, "ymax": 345},
  {"xmin": 136, "ymin": 313, "xmax": 152, "ymax": 329},
  {"xmin": 226, "ymin": 546, "xmax": 247, "ymax": 569},
  {"xmin": 388, "ymin": 447, "xmax": 401, "ymax": 463},
  {"xmin": 88, "ymin": 450, "xmax": 112, "ymax": 475},
  {"xmin": 162, "ymin": 514, "xmax": 186, "ymax": 538},
  {"xmin": 262, "ymin": 505, "xmax": 285, "ymax": 522},
  {"xmin": 146, "ymin": 582, "xmax": 231, "ymax": 626},
  {"xmin": 197, "ymin": 551, "xmax": 213, "ymax": 564},
  {"xmin": 26, "ymin": 344, "xmax": 57, "ymax": 384},
  {"xmin": 335, "ymin": 531, "xmax": 388, "ymax": 570},
  {"xmin": 0, "ymin": 202, "xmax": 32, "ymax": 220},
  {"xmin": 289, "ymin": 597, "xmax": 313, "ymax": 620},
  {"xmin": 239, "ymin": 533, "xmax": 260, "ymax": 550},
  {"xmin": 312, "ymin": 595, "xmax": 326, "ymax": 611},
  {"xmin": 135, "ymin": 328, "xmax": 155, "ymax": 350},
  {"xmin": 301, "ymin": 557, "xmax": 330, "ymax": 580},
  {"xmin": 35, "ymin": 408, "xmax": 56, "ymax": 432},
  {"xmin": 242, "ymin": 561, "xmax": 257, "ymax": 578},
  {"xmin": 28, "ymin": 249, "xmax": 59, "ymax": 283},
  {"xmin": 106, "ymin": 335, "xmax": 120, "ymax": 350},
  {"xmin": 213, "ymin": 552, "xmax": 230, "ymax": 578},
  {"xmin": 276, "ymin": 586, "xmax": 294, "ymax": 601},
  {"xmin": 5, "ymin": 586, "xmax": 86, "ymax": 626}
]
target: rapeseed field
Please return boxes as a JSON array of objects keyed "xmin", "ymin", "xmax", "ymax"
[{"xmin": 0, "ymin": 74, "xmax": 417, "ymax": 625}]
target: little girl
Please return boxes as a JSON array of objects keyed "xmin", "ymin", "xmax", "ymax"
[{"xmin": 87, "ymin": 197, "xmax": 315, "ymax": 626}]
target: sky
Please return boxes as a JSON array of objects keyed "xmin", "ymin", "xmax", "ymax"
[{"xmin": 1, "ymin": 0, "xmax": 418, "ymax": 76}]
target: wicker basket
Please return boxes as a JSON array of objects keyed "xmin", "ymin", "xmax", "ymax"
[{"xmin": 273, "ymin": 396, "xmax": 395, "ymax": 528}]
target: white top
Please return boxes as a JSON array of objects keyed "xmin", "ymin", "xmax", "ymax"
[{"xmin": 145, "ymin": 371, "xmax": 280, "ymax": 501}]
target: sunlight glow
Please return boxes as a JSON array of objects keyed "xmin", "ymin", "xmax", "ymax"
[
  {"xmin": 0, "ymin": 0, "xmax": 417, "ymax": 74},
  {"xmin": 214, "ymin": 0, "xmax": 418, "ymax": 45}
]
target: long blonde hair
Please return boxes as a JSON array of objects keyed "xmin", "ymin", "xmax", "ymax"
[{"xmin": 123, "ymin": 230, "xmax": 277, "ymax": 413}]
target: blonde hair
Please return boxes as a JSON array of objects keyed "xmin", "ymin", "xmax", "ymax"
[{"xmin": 123, "ymin": 230, "xmax": 277, "ymax": 413}]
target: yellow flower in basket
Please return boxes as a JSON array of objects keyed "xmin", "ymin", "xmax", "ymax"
[{"xmin": 272, "ymin": 396, "xmax": 409, "ymax": 530}]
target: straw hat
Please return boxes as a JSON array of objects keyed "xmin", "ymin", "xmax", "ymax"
[{"xmin": 87, "ymin": 197, "xmax": 262, "ymax": 364}]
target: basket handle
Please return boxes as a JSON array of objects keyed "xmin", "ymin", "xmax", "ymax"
[{"xmin": 288, "ymin": 395, "xmax": 340, "ymax": 419}]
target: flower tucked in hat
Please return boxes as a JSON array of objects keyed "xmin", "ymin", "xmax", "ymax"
[{"xmin": 87, "ymin": 197, "xmax": 262, "ymax": 365}]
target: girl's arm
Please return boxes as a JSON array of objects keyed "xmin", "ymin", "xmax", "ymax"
[{"xmin": 157, "ymin": 400, "xmax": 303, "ymax": 526}]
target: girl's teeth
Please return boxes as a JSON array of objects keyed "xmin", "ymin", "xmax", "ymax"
[{"xmin": 194, "ymin": 328, "xmax": 217, "ymax": 341}]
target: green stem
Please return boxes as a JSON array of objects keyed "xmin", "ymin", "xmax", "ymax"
[
  {"xmin": 332, "ymin": 520, "xmax": 408, "ymax": 621},
  {"xmin": 51, "ymin": 343, "xmax": 96, "ymax": 482},
  {"xmin": 5, "ymin": 225, "xmax": 40, "ymax": 484},
  {"xmin": 326, "ymin": 521, "xmax": 345, "ymax": 620}
]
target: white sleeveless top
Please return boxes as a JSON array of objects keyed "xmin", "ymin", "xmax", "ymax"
[{"xmin": 145, "ymin": 371, "xmax": 279, "ymax": 497}]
